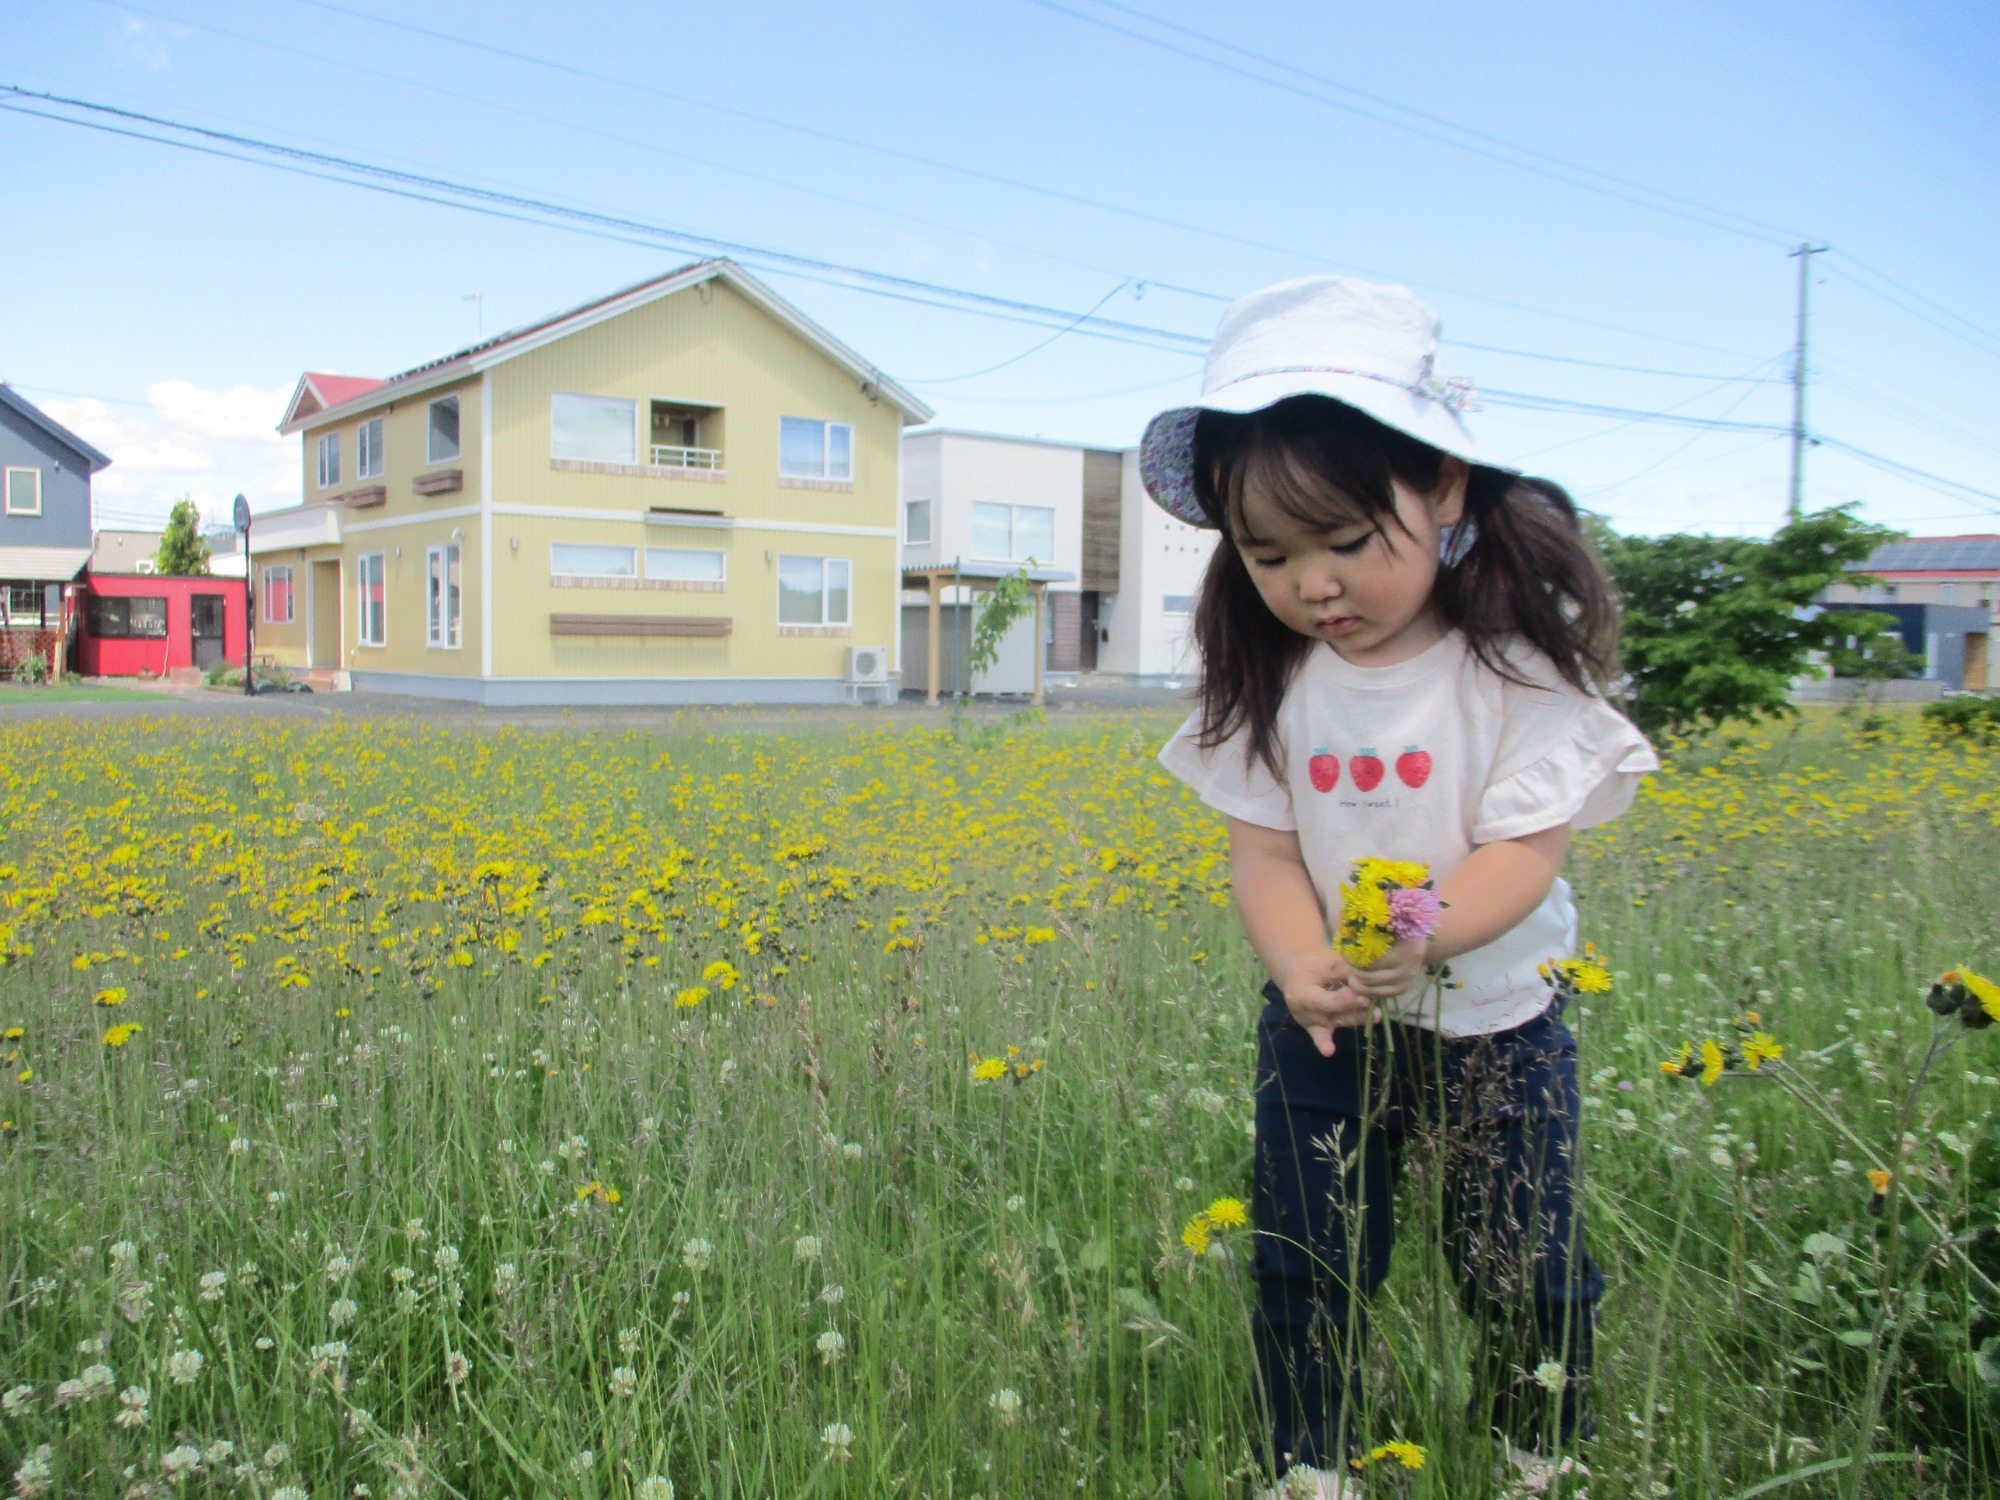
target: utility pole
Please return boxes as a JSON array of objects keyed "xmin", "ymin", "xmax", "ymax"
[{"xmin": 1787, "ymin": 242, "xmax": 1829, "ymax": 522}]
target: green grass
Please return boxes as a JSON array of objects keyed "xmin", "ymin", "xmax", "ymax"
[
  {"xmin": 0, "ymin": 706, "xmax": 1995, "ymax": 1498},
  {"xmin": 0, "ymin": 684, "xmax": 163, "ymax": 705}
]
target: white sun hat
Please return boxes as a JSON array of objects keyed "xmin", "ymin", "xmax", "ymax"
[{"xmin": 1138, "ymin": 274, "xmax": 1499, "ymax": 529}]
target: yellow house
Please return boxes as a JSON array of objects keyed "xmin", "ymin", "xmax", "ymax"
[{"xmin": 255, "ymin": 259, "xmax": 930, "ymax": 704}]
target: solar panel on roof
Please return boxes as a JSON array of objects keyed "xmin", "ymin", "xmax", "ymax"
[{"xmin": 1856, "ymin": 538, "xmax": 2000, "ymax": 572}]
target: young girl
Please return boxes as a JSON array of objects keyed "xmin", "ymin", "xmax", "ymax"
[{"xmin": 1147, "ymin": 276, "xmax": 1657, "ymax": 1497}]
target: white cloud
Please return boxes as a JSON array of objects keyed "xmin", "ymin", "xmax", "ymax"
[{"xmin": 41, "ymin": 380, "xmax": 300, "ymax": 533}]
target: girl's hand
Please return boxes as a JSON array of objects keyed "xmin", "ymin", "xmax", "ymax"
[
  {"xmin": 1350, "ymin": 937, "xmax": 1430, "ymax": 1001},
  {"xmin": 1273, "ymin": 949, "xmax": 1371, "ymax": 1058}
]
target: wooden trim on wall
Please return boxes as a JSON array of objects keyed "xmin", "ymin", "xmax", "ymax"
[
  {"xmin": 413, "ymin": 469, "xmax": 464, "ymax": 495},
  {"xmin": 549, "ymin": 613, "xmax": 731, "ymax": 638},
  {"xmin": 337, "ymin": 485, "xmax": 388, "ymax": 509}
]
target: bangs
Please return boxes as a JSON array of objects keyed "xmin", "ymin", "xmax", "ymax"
[{"xmin": 1193, "ymin": 396, "xmax": 1438, "ymax": 548}]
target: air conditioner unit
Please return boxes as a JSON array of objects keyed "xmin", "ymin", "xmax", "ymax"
[{"xmin": 846, "ymin": 645, "xmax": 889, "ymax": 684}]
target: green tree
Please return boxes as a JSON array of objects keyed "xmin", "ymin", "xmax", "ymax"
[
  {"xmin": 154, "ymin": 497, "xmax": 211, "ymax": 576},
  {"xmin": 1599, "ymin": 504, "xmax": 1900, "ymax": 736}
]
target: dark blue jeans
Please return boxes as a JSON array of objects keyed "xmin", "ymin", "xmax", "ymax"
[{"xmin": 1251, "ymin": 979, "xmax": 1601, "ymax": 1472}]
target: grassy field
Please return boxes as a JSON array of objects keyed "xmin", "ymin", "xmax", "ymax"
[{"xmin": 1, "ymin": 704, "xmax": 1996, "ymax": 1499}]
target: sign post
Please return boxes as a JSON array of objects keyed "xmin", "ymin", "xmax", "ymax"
[{"xmin": 233, "ymin": 494, "xmax": 253, "ymax": 697}]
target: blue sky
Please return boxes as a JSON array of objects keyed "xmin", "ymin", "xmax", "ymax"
[{"xmin": 3, "ymin": 0, "xmax": 1995, "ymax": 537}]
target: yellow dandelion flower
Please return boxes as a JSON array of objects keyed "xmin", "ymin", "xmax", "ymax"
[
  {"xmin": 970, "ymin": 1056, "xmax": 1007, "ymax": 1082},
  {"xmin": 102, "ymin": 1023, "xmax": 143, "ymax": 1047},
  {"xmin": 674, "ymin": 986, "xmax": 708, "ymax": 1008},
  {"xmin": 701, "ymin": 959, "xmax": 739, "ymax": 990},
  {"xmin": 1868, "ymin": 1168, "xmax": 1892, "ymax": 1194},
  {"xmin": 1023, "ymin": 926, "xmax": 1056, "ymax": 945},
  {"xmin": 92, "ymin": 987, "xmax": 128, "ymax": 1007},
  {"xmin": 3, "ymin": 1027, "xmax": 22, "ymax": 1040},
  {"xmin": 1956, "ymin": 969, "xmax": 2000, "ymax": 1023},
  {"xmin": 1205, "ymin": 1196, "xmax": 1248, "ymax": 1229},
  {"xmin": 1180, "ymin": 1214, "xmax": 1213, "ymax": 1255},
  {"xmin": 1699, "ymin": 1039, "xmax": 1727, "ymax": 1086},
  {"xmin": 1742, "ymin": 1032, "xmax": 1783, "ymax": 1069},
  {"xmin": 1362, "ymin": 1441, "xmax": 1427, "ymax": 1471},
  {"xmin": 1563, "ymin": 960, "xmax": 1614, "ymax": 994}
]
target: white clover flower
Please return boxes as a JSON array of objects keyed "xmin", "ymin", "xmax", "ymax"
[
  {"xmin": 433, "ymin": 1244, "xmax": 460, "ymax": 1274},
  {"xmin": 537, "ymin": 1159, "xmax": 557, "ymax": 1177},
  {"xmin": 325, "ymin": 1254, "xmax": 353, "ymax": 1283},
  {"xmin": 841, "ymin": 1142, "xmax": 864, "ymax": 1162},
  {"xmin": 793, "ymin": 1235, "xmax": 822, "ymax": 1264},
  {"xmin": 990, "ymin": 1387, "xmax": 1024, "ymax": 1427},
  {"xmin": 320, "ymin": 1093, "xmax": 339, "ymax": 1110},
  {"xmin": 819, "ymin": 1283, "xmax": 845, "ymax": 1305},
  {"xmin": 444, "ymin": 1349, "xmax": 471, "ymax": 1387},
  {"xmin": 820, "ymin": 1422, "xmax": 854, "ymax": 1461},
  {"xmin": 815, "ymin": 1330, "xmax": 847, "ymax": 1365},
  {"xmin": 329, "ymin": 1297, "xmax": 357, "ymax": 1329},
  {"xmin": 203, "ymin": 1440, "xmax": 235, "ymax": 1466},
  {"xmin": 266, "ymin": 1190, "xmax": 287, "ymax": 1205},
  {"xmin": 80, "ymin": 1364, "xmax": 115, "ymax": 1398},
  {"xmin": 109, "ymin": 1240, "xmax": 139, "ymax": 1269},
  {"xmin": 610, "ymin": 1366, "xmax": 638, "ymax": 1399},
  {"xmin": 309, "ymin": 1342, "xmax": 349, "ymax": 1378},
  {"xmin": 570, "ymin": 1450, "xmax": 595, "ymax": 1474},
  {"xmin": 254, "ymin": 1336, "xmax": 275, "ymax": 1351},
  {"xmin": 680, "ymin": 1237, "xmax": 714, "ymax": 1273},
  {"xmin": 167, "ymin": 1348, "xmax": 204, "ymax": 1385},
  {"xmin": 2, "ymin": 1384, "xmax": 34, "ymax": 1416},
  {"xmin": 262, "ymin": 1441, "xmax": 292, "ymax": 1469},
  {"xmin": 77, "ymin": 1335, "xmax": 107, "ymax": 1356},
  {"xmin": 403, "ymin": 1217, "xmax": 429, "ymax": 1242},
  {"xmin": 273, "ymin": 1488, "xmax": 307, "ymax": 1500},
  {"xmin": 1004, "ymin": 1194, "xmax": 1026, "ymax": 1213},
  {"xmin": 1174, "ymin": 1176, "xmax": 1196, "ymax": 1193},
  {"xmin": 636, "ymin": 1479, "xmax": 675, "ymax": 1500},
  {"xmin": 199, "ymin": 1270, "xmax": 228, "ymax": 1301},
  {"xmin": 13, "ymin": 1444, "xmax": 53, "ymax": 1498},
  {"xmin": 161, "ymin": 1444, "xmax": 203, "ymax": 1481},
  {"xmin": 498, "ymin": 1137, "xmax": 517, "ymax": 1154},
  {"xmin": 228, "ymin": 1136, "xmax": 251, "ymax": 1157},
  {"xmin": 492, "ymin": 1263, "xmax": 519, "ymax": 1300},
  {"xmin": 671, "ymin": 1290, "xmax": 691, "ymax": 1311},
  {"xmin": 118, "ymin": 1280, "xmax": 154, "ymax": 1322},
  {"xmin": 557, "ymin": 1132, "xmax": 588, "ymax": 1161},
  {"xmin": 617, "ymin": 1327, "xmax": 641, "ymax": 1358},
  {"xmin": 1534, "ymin": 1360, "xmax": 1567, "ymax": 1392},
  {"xmin": 114, "ymin": 1385, "xmax": 150, "ymax": 1428},
  {"xmin": 53, "ymin": 1379, "xmax": 85, "ymax": 1406},
  {"xmin": 1708, "ymin": 1145, "xmax": 1734, "ymax": 1168}
]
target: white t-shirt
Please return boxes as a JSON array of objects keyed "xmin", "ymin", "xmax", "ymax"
[{"xmin": 1158, "ymin": 630, "xmax": 1659, "ymax": 1036}]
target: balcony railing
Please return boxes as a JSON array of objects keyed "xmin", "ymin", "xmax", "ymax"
[{"xmin": 650, "ymin": 444, "xmax": 723, "ymax": 471}]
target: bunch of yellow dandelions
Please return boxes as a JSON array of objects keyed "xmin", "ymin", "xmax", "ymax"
[
  {"xmin": 1180, "ymin": 1195, "xmax": 1249, "ymax": 1256},
  {"xmin": 969, "ymin": 1046, "xmax": 1044, "ymax": 1083},
  {"xmin": 1334, "ymin": 858, "xmax": 1442, "ymax": 968}
]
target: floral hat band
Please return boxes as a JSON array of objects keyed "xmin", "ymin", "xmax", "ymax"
[{"xmin": 1137, "ymin": 275, "xmax": 1503, "ymax": 530}]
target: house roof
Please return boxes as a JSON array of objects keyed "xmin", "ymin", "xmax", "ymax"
[
  {"xmin": 0, "ymin": 385, "xmax": 112, "ymax": 472},
  {"xmin": 0, "ymin": 545, "xmax": 93, "ymax": 580},
  {"xmin": 278, "ymin": 259, "xmax": 934, "ymax": 434},
  {"xmin": 282, "ymin": 373, "xmax": 391, "ymax": 425},
  {"xmin": 1853, "ymin": 535, "xmax": 2000, "ymax": 575}
]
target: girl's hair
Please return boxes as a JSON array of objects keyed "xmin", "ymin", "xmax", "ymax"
[{"xmin": 1188, "ymin": 395, "xmax": 1619, "ymax": 780}]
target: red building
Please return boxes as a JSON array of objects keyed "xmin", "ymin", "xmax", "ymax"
[{"xmin": 79, "ymin": 573, "xmax": 248, "ymax": 678}]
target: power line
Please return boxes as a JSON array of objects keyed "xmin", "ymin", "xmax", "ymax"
[
  {"xmin": 1485, "ymin": 388, "xmax": 1790, "ymax": 435},
  {"xmin": 1444, "ymin": 340, "xmax": 1785, "ymax": 383},
  {"xmin": 1827, "ymin": 263, "xmax": 2000, "ymax": 366},
  {"xmin": 1020, "ymin": 0, "xmax": 1799, "ymax": 247},
  {"xmin": 905, "ymin": 280, "xmax": 1138, "ymax": 383},
  {"xmin": 1814, "ymin": 437, "xmax": 2000, "ymax": 512}
]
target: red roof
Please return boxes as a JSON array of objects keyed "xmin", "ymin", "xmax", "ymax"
[{"xmin": 307, "ymin": 374, "xmax": 388, "ymax": 407}]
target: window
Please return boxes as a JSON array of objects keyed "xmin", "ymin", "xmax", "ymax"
[
  {"xmin": 1162, "ymin": 594, "xmax": 1194, "ymax": 615},
  {"xmin": 428, "ymin": 396, "xmax": 461, "ymax": 463},
  {"xmin": 89, "ymin": 596, "xmax": 168, "ymax": 638},
  {"xmin": 427, "ymin": 544, "xmax": 462, "ymax": 649},
  {"xmin": 4, "ymin": 467, "xmax": 41, "ymax": 515},
  {"xmin": 262, "ymin": 565, "xmax": 294, "ymax": 624},
  {"xmin": 5, "ymin": 582, "xmax": 46, "ymax": 626},
  {"xmin": 357, "ymin": 553, "xmax": 386, "ymax": 645},
  {"xmin": 550, "ymin": 543, "xmax": 637, "ymax": 578},
  {"xmin": 904, "ymin": 499, "xmax": 932, "ymax": 545},
  {"xmin": 316, "ymin": 433, "xmax": 341, "ymax": 489},
  {"xmin": 779, "ymin": 417, "xmax": 855, "ymax": 481},
  {"xmin": 645, "ymin": 547, "xmax": 726, "ymax": 583},
  {"xmin": 356, "ymin": 417, "xmax": 384, "ymax": 480},
  {"xmin": 778, "ymin": 555, "xmax": 852, "ymax": 626},
  {"xmin": 970, "ymin": 502, "xmax": 1056, "ymax": 564},
  {"xmin": 551, "ymin": 393, "xmax": 637, "ymax": 464}
]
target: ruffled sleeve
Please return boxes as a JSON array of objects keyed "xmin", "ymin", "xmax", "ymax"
[
  {"xmin": 1157, "ymin": 708, "xmax": 1298, "ymax": 831},
  {"xmin": 1472, "ymin": 690, "xmax": 1658, "ymax": 845}
]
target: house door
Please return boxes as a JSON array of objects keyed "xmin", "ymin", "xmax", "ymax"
[
  {"xmin": 1966, "ymin": 632, "xmax": 1989, "ymax": 691},
  {"xmin": 311, "ymin": 560, "xmax": 342, "ymax": 666},
  {"xmin": 190, "ymin": 594, "xmax": 227, "ymax": 669}
]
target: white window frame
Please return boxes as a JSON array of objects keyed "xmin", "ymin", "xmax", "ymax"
[
  {"xmin": 426, "ymin": 543, "xmax": 462, "ymax": 649},
  {"xmin": 551, "ymin": 392, "xmax": 639, "ymax": 464},
  {"xmin": 3, "ymin": 466, "xmax": 41, "ymax": 516},
  {"xmin": 427, "ymin": 395, "xmax": 461, "ymax": 464},
  {"xmin": 356, "ymin": 417, "xmax": 385, "ymax": 481},
  {"xmin": 778, "ymin": 417, "xmax": 855, "ymax": 482},
  {"xmin": 316, "ymin": 433, "xmax": 341, "ymax": 489},
  {"xmin": 357, "ymin": 552, "xmax": 386, "ymax": 647},
  {"xmin": 644, "ymin": 546, "xmax": 727, "ymax": 583},
  {"xmin": 262, "ymin": 564, "xmax": 294, "ymax": 625},
  {"xmin": 904, "ymin": 498, "xmax": 932, "ymax": 545},
  {"xmin": 549, "ymin": 543, "xmax": 638, "ymax": 579},
  {"xmin": 776, "ymin": 554, "xmax": 852, "ymax": 627},
  {"xmin": 970, "ymin": 502, "xmax": 1056, "ymax": 564}
]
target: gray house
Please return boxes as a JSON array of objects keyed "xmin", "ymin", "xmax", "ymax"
[{"xmin": 1, "ymin": 385, "xmax": 111, "ymax": 654}]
